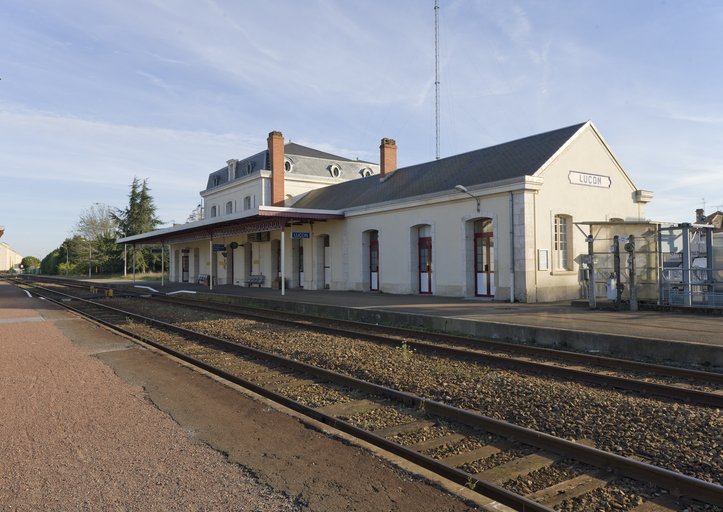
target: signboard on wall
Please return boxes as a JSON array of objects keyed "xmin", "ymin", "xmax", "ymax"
[
  {"xmin": 568, "ymin": 171, "xmax": 611, "ymax": 188},
  {"xmin": 292, "ymin": 232, "xmax": 311, "ymax": 239},
  {"xmin": 212, "ymin": 244, "xmax": 226, "ymax": 252}
]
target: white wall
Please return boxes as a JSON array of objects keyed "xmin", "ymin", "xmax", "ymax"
[
  {"xmin": 0, "ymin": 243, "xmax": 22, "ymax": 271},
  {"xmin": 531, "ymin": 124, "xmax": 647, "ymax": 301},
  {"xmin": 201, "ymin": 175, "xmax": 266, "ymax": 218},
  {"xmin": 341, "ymin": 194, "xmax": 513, "ymax": 298}
]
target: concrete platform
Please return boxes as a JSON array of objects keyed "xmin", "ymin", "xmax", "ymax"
[{"xmin": 105, "ymin": 278, "xmax": 723, "ymax": 368}]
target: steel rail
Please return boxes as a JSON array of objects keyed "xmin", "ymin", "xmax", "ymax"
[
  {"xmin": 25, "ymin": 284, "xmax": 723, "ymax": 508},
  {"xmin": 149, "ymin": 295, "xmax": 723, "ymax": 408},
  {"xmin": 153, "ymin": 293, "xmax": 723, "ymax": 385},
  {"xmin": 13, "ymin": 275, "xmax": 723, "ymax": 385},
  {"xmin": 24, "ymin": 284, "xmax": 550, "ymax": 512}
]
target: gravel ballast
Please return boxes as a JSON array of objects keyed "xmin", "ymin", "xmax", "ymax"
[{"xmin": 110, "ymin": 299, "xmax": 722, "ymax": 488}]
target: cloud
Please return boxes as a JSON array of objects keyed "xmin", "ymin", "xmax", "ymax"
[
  {"xmin": 0, "ymin": 105, "xmax": 264, "ymax": 255},
  {"xmin": 0, "ymin": 106, "xmax": 256, "ymax": 182}
]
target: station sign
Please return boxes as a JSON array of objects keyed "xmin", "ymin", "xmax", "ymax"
[
  {"xmin": 212, "ymin": 244, "xmax": 226, "ymax": 251},
  {"xmin": 568, "ymin": 171, "xmax": 611, "ymax": 188},
  {"xmin": 291, "ymin": 232, "xmax": 311, "ymax": 239}
]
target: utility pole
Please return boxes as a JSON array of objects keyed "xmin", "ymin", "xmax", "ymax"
[{"xmin": 434, "ymin": 0, "xmax": 440, "ymax": 160}]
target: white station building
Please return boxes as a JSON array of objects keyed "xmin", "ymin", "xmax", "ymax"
[{"xmin": 119, "ymin": 121, "xmax": 653, "ymax": 302}]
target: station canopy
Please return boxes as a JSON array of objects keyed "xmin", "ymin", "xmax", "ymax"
[{"xmin": 117, "ymin": 206, "xmax": 343, "ymax": 247}]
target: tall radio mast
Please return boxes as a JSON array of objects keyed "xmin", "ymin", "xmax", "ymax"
[{"xmin": 434, "ymin": 0, "xmax": 440, "ymax": 160}]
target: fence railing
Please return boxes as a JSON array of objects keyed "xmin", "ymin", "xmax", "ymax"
[{"xmin": 660, "ymin": 267, "xmax": 723, "ymax": 308}]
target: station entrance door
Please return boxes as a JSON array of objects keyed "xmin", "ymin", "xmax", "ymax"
[
  {"xmin": 369, "ymin": 231, "xmax": 379, "ymax": 291},
  {"xmin": 474, "ymin": 218, "xmax": 494, "ymax": 297},
  {"xmin": 418, "ymin": 226, "xmax": 432, "ymax": 294},
  {"xmin": 181, "ymin": 254, "xmax": 189, "ymax": 283}
]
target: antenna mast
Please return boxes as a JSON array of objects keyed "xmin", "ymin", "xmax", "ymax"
[{"xmin": 434, "ymin": 0, "xmax": 440, "ymax": 160}]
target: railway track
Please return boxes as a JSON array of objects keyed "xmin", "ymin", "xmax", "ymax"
[
  {"xmin": 12, "ymin": 275, "xmax": 723, "ymax": 406},
  {"xmin": 13, "ymin": 278, "xmax": 723, "ymax": 511},
  {"xmin": 148, "ymin": 294, "xmax": 723, "ymax": 406}
]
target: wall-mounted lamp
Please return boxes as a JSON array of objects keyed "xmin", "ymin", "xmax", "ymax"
[{"xmin": 454, "ymin": 184, "xmax": 480, "ymax": 212}]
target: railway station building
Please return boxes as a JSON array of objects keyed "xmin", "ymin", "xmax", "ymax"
[
  {"xmin": 119, "ymin": 121, "xmax": 654, "ymax": 302},
  {"xmin": 0, "ymin": 241, "xmax": 23, "ymax": 272}
]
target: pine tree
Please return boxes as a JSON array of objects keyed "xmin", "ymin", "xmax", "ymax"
[{"xmin": 113, "ymin": 177, "xmax": 163, "ymax": 273}]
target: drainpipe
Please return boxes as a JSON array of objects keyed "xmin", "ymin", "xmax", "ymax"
[{"xmin": 509, "ymin": 192, "xmax": 515, "ymax": 303}]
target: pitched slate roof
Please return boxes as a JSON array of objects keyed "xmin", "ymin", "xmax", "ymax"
[
  {"xmin": 285, "ymin": 142, "xmax": 356, "ymax": 162},
  {"xmin": 205, "ymin": 142, "xmax": 375, "ymax": 190},
  {"xmin": 292, "ymin": 122, "xmax": 587, "ymax": 210}
]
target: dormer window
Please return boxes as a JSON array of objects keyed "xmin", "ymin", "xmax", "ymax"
[
  {"xmin": 360, "ymin": 167, "xmax": 373, "ymax": 177},
  {"xmin": 284, "ymin": 158, "xmax": 294, "ymax": 173},
  {"xmin": 329, "ymin": 164, "xmax": 342, "ymax": 178},
  {"xmin": 212, "ymin": 176, "xmax": 220, "ymax": 187},
  {"xmin": 227, "ymin": 159, "xmax": 238, "ymax": 181}
]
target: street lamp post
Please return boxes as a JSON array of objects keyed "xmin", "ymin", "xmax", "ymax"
[
  {"xmin": 454, "ymin": 184, "xmax": 480, "ymax": 212},
  {"xmin": 62, "ymin": 243, "xmax": 69, "ymax": 276}
]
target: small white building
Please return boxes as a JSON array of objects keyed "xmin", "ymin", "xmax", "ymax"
[
  {"xmin": 0, "ymin": 241, "xmax": 23, "ymax": 272},
  {"xmin": 119, "ymin": 121, "xmax": 653, "ymax": 302}
]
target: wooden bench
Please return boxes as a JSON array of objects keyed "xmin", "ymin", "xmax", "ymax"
[
  {"xmin": 244, "ymin": 274, "xmax": 265, "ymax": 287},
  {"xmin": 197, "ymin": 274, "xmax": 210, "ymax": 286}
]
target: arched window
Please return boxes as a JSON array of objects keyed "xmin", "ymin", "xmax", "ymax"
[
  {"xmin": 225, "ymin": 201, "xmax": 233, "ymax": 215},
  {"xmin": 243, "ymin": 196, "xmax": 252, "ymax": 210},
  {"xmin": 554, "ymin": 214, "xmax": 572, "ymax": 270},
  {"xmin": 210, "ymin": 205, "xmax": 218, "ymax": 218}
]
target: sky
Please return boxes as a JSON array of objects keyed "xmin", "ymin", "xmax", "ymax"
[{"xmin": 1, "ymin": 0, "xmax": 722, "ymax": 259}]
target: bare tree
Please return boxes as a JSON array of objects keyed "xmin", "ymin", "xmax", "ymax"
[
  {"xmin": 75, "ymin": 203, "xmax": 119, "ymax": 241},
  {"xmin": 186, "ymin": 203, "xmax": 204, "ymax": 223},
  {"xmin": 74, "ymin": 203, "xmax": 123, "ymax": 274}
]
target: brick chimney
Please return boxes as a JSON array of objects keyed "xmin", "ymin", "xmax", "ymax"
[
  {"xmin": 380, "ymin": 138, "xmax": 397, "ymax": 176},
  {"xmin": 267, "ymin": 131, "xmax": 284, "ymax": 206}
]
